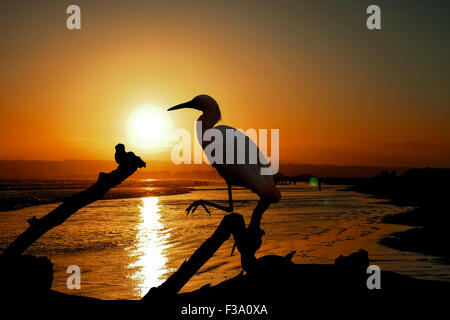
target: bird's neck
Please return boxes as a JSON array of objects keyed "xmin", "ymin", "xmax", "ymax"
[
  {"xmin": 197, "ymin": 107, "xmax": 221, "ymax": 132},
  {"xmin": 196, "ymin": 108, "xmax": 221, "ymax": 148}
]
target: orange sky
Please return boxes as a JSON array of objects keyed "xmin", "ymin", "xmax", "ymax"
[{"xmin": 1, "ymin": 1, "xmax": 449, "ymax": 167}]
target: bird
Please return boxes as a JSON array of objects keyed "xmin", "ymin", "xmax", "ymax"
[
  {"xmin": 168, "ymin": 95, "xmax": 281, "ymax": 264},
  {"xmin": 114, "ymin": 143, "xmax": 146, "ymax": 168}
]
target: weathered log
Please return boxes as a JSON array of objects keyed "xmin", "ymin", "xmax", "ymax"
[
  {"xmin": 0, "ymin": 144, "xmax": 146, "ymax": 259},
  {"xmin": 143, "ymin": 213, "xmax": 248, "ymax": 300}
]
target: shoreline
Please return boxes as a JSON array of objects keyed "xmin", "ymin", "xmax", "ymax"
[
  {"xmin": 345, "ymin": 171, "xmax": 450, "ymax": 260},
  {"xmin": 379, "ymin": 207, "xmax": 450, "ymax": 260}
]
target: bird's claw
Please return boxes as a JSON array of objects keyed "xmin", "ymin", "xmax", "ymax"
[{"xmin": 185, "ymin": 200, "xmax": 211, "ymax": 216}]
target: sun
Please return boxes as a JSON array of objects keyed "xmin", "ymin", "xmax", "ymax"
[
  {"xmin": 135, "ymin": 112, "xmax": 164, "ymax": 142},
  {"xmin": 127, "ymin": 105, "xmax": 171, "ymax": 149}
]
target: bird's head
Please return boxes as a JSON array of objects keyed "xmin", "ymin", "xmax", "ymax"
[
  {"xmin": 115, "ymin": 143, "xmax": 125, "ymax": 152},
  {"xmin": 167, "ymin": 95, "xmax": 221, "ymax": 122}
]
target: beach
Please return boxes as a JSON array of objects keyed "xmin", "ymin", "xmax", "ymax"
[{"xmin": 1, "ymin": 179, "xmax": 449, "ymax": 300}]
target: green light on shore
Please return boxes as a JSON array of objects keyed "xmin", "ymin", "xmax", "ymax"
[{"xmin": 309, "ymin": 177, "xmax": 318, "ymax": 187}]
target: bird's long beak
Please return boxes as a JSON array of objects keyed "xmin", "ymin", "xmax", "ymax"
[{"xmin": 167, "ymin": 100, "xmax": 199, "ymax": 111}]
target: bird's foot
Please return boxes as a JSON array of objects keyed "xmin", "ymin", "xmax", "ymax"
[{"xmin": 185, "ymin": 200, "xmax": 211, "ymax": 216}]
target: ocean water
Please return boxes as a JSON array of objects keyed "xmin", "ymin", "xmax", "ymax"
[{"xmin": 0, "ymin": 180, "xmax": 449, "ymax": 300}]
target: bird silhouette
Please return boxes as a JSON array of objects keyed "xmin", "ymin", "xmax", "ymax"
[
  {"xmin": 168, "ymin": 95, "xmax": 281, "ymax": 264},
  {"xmin": 114, "ymin": 143, "xmax": 146, "ymax": 168}
]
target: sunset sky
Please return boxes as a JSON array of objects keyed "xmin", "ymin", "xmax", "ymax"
[{"xmin": 1, "ymin": 0, "xmax": 449, "ymax": 167}]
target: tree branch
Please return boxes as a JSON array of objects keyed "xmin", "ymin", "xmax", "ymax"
[
  {"xmin": 143, "ymin": 213, "xmax": 247, "ymax": 300},
  {"xmin": 1, "ymin": 144, "xmax": 146, "ymax": 260}
]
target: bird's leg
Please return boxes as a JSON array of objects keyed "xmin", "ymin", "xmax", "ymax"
[{"xmin": 185, "ymin": 184, "xmax": 234, "ymax": 215}]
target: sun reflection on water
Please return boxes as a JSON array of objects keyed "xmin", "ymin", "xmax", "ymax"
[{"xmin": 129, "ymin": 197, "xmax": 170, "ymax": 297}]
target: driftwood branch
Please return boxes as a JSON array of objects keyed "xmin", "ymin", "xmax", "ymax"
[
  {"xmin": 143, "ymin": 213, "xmax": 247, "ymax": 300},
  {"xmin": 1, "ymin": 144, "xmax": 146, "ymax": 259}
]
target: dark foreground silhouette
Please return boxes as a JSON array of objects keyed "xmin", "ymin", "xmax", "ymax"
[{"xmin": 3, "ymin": 248, "xmax": 449, "ymax": 315}]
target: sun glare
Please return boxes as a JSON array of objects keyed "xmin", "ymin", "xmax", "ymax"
[
  {"xmin": 127, "ymin": 105, "xmax": 171, "ymax": 149},
  {"xmin": 129, "ymin": 197, "xmax": 171, "ymax": 297}
]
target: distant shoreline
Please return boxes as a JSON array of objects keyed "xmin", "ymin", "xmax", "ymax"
[
  {"xmin": 0, "ymin": 179, "xmax": 215, "ymax": 212},
  {"xmin": 0, "ymin": 160, "xmax": 413, "ymax": 180},
  {"xmin": 0, "ymin": 188, "xmax": 193, "ymax": 212}
]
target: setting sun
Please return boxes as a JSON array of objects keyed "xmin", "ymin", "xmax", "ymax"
[{"xmin": 127, "ymin": 105, "xmax": 171, "ymax": 150}]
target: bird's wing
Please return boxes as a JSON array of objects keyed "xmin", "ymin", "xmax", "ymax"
[
  {"xmin": 211, "ymin": 125, "xmax": 270, "ymax": 166},
  {"xmin": 203, "ymin": 125, "xmax": 280, "ymax": 202}
]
